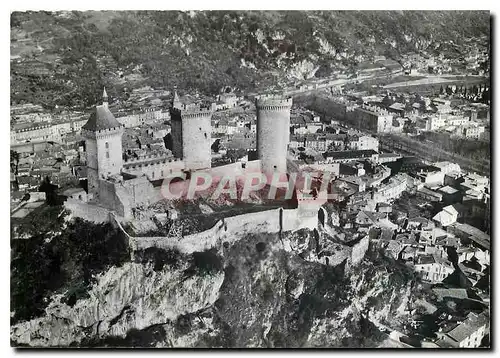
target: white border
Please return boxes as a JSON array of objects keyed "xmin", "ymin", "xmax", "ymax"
[{"xmin": 2, "ymin": 2, "xmax": 498, "ymax": 357}]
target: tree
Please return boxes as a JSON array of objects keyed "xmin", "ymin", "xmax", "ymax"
[
  {"xmin": 10, "ymin": 150, "xmax": 19, "ymax": 175},
  {"xmin": 39, "ymin": 176, "xmax": 58, "ymax": 205},
  {"xmin": 11, "ymin": 217, "xmax": 130, "ymax": 323},
  {"xmin": 226, "ymin": 148, "xmax": 247, "ymax": 163},
  {"xmin": 211, "ymin": 139, "xmax": 221, "ymax": 153}
]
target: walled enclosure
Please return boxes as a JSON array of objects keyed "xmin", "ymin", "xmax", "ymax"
[{"xmin": 117, "ymin": 205, "xmax": 320, "ymax": 255}]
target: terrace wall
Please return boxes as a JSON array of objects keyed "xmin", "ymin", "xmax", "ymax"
[{"xmin": 117, "ymin": 206, "xmax": 314, "ymax": 255}]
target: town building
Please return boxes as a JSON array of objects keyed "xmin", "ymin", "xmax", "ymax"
[
  {"xmin": 435, "ymin": 311, "xmax": 489, "ymax": 348},
  {"xmin": 414, "ymin": 254, "xmax": 454, "ymax": 283},
  {"xmin": 351, "ymin": 105, "xmax": 394, "ymax": 133}
]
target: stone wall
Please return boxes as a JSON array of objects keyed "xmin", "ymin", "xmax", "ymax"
[
  {"xmin": 123, "ymin": 159, "xmax": 185, "ymax": 181},
  {"xmin": 125, "ymin": 207, "xmax": 309, "ymax": 255},
  {"xmin": 351, "ymin": 235, "xmax": 370, "ymax": 265}
]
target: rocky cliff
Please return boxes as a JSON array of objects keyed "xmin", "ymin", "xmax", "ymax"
[{"xmin": 11, "ymin": 228, "xmax": 416, "ymax": 348}]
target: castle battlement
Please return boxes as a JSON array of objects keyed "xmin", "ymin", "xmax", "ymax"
[
  {"xmin": 15, "ymin": 124, "xmax": 52, "ymax": 133},
  {"xmin": 123, "ymin": 156, "xmax": 183, "ymax": 168},
  {"xmin": 124, "ymin": 152, "xmax": 168, "ymax": 163},
  {"xmin": 255, "ymin": 95, "xmax": 293, "ymax": 110},
  {"xmin": 357, "ymin": 104, "xmax": 390, "ymax": 116},
  {"xmin": 82, "ymin": 125, "xmax": 124, "ymax": 139},
  {"xmin": 170, "ymin": 104, "xmax": 213, "ymax": 120},
  {"xmin": 124, "ymin": 153, "xmax": 182, "ymax": 164}
]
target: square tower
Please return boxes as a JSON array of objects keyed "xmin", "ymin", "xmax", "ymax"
[
  {"xmin": 82, "ymin": 89, "xmax": 124, "ymax": 199},
  {"xmin": 169, "ymin": 96, "xmax": 213, "ymax": 171}
]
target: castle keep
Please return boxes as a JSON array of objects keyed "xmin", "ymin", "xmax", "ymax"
[
  {"xmin": 255, "ymin": 95, "xmax": 293, "ymax": 173},
  {"xmin": 170, "ymin": 92, "xmax": 213, "ymax": 171},
  {"xmin": 82, "ymin": 89, "xmax": 124, "ymax": 200}
]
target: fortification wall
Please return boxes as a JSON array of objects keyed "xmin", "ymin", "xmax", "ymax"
[
  {"xmin": 351, "ymin": 235, "xmax": 370, "ymax": 265},
  {"xmin": 121, "ymin": 176, "xmax": 158, "ymax": 208},
  {"xmin": 128, "ymin": 207, "xmax": 307, "ymax": 254},
  {"xmin": 123, "ymin": 159, "xmax": 185, "ymax": 181},
  {"xmin": 98, "ymin": 179, "xmax": 127, "ymax": 217}
]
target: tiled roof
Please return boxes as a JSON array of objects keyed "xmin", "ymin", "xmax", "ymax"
[
  {"xmin": 82, "ymin": 105, "xmax": 122, "ymax": 131},
  {"xmin": 445, "ymin": 311, "xmax": 489, "ymax": 343},
  {"xmin": 323, "ymin": 149, "xmax": 377, "ymax": 160}
]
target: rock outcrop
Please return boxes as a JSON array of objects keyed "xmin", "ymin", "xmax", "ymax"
[{"xmin": 11, "ymin": 230, "xmax": 415, "ymax": 348}]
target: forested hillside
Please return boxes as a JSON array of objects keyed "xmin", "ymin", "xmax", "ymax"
[{"xmin": 11, "ymin": 11, "xmax": 490, "ymax": 109}]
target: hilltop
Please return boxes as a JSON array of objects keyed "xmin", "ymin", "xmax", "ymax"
[{"xmin": 11, "ymin": 10, "xmax": 490, "ymax": 110}]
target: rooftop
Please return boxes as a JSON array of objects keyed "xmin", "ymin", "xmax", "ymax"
[
  {"xmin": 82, "ymin": 105, "xmax": 122, "ymax": 131},
  {"xmin": 323, "ymin": 150, "xmax": 377, "ymax": 160},
  {"xmin": 439, "ymin": 185, "xmax": 459, "ymax": 195},
  {"xmin": 444, "ymin": 311, "xmax": 489, "ymax": 343}
]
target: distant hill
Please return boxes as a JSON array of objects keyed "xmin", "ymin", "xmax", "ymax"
[{"xmin": 10, "ymin": 10, "xmax": 490, "ymax": 110}]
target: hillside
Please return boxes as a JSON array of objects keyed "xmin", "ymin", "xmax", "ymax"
[
  {"xmin": 11, "ymin": 225, "xmax": 418, "ymax": 347},
  {"xmin": 11, "ymin": 10, "xmax": 490, "ymax": 110}
]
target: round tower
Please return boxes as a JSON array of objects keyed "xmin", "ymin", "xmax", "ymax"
[
  {"xmin": 170, "ymin": 105, "xmax": 213, "ymax": 171},
  {"xmin": 255, "ymin": 95, "xmax": 293, "ymax": 173},
  {"xmin": 82, "ymin": 89, "xmax": 124, "ymax": 199}
]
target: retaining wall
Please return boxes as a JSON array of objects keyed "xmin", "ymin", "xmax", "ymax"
[{"xmin": 124, "ymin": 207, "xmax": 310, "ymax": 254}]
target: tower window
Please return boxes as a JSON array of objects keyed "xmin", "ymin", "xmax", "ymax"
[
  {"xmin": 106, "ymin": 151, "xmax": 110, "ymax": 159},
  {"xmin": 105, "ymin": 142, "xmax": 109, "ymax": 149}
]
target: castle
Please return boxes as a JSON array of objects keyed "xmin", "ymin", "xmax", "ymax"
[{"xmin": 66, "ymin": 88, "xmax": 325, "ymax": 230}]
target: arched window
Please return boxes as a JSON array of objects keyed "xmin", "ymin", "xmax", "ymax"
[{"xmin": 105, "ymin": 142, "xmax": 109, "ymax": 149}]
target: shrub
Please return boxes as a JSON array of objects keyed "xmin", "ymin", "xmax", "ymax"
[
  {"xmin": 184, "ymin": 248, "xmax": 224, "ymax": 277},
  {"xmin": 11, "ymin": 218, "xmax": 130, "ymax": 323},
  {"xmin": 138, "ymin": 247, "xmax": 182, "ymax": 271}
]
